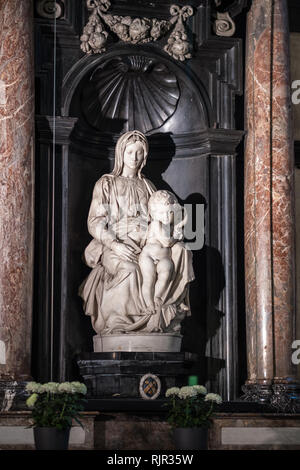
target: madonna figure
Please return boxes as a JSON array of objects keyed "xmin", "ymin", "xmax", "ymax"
[{"xmin": 79, "ymin": 130, "xmax": 194, "ymax": 348}]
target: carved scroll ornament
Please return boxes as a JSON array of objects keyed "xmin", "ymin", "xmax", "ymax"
[
  {"xmin": 213, "ymin": 11, "xmax": 236, "ymax": 37},
  {"xmin": 80, "ymin": 0, "xmax": 194, "ymax": 61},
  {"xmin": 212, "ymin": 0, "xmax": 248, "ymax": 37}
]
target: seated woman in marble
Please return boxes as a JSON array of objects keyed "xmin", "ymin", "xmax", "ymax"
[{"xmin": 79, "ymin": 130, "xmax": 194, "ymax": 335}]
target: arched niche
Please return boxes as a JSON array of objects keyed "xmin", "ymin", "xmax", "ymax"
[{"xmin": 62, "ymin": 47, "xmax": 212, "ymax": 140}]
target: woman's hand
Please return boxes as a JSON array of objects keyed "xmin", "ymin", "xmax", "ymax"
[{"xmin": 111, "ymin": 240, "xmax": 139, "ymax": 263}]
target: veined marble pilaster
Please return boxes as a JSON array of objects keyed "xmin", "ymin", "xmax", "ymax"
[
  {"xmin": 244, "ymin": 0, "xmax": 296, "ymax": 398},
  {"xmin": 271, "ymin": 0, "xmax": 295, "ymax": 383},
  {"xmin": 0, "ymin": 0, "xmax": 34, "ymax": 381}
]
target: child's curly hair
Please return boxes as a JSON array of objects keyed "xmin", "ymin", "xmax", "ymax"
[
  {"xmin": 148, "ymin": 190, "xmax": 178, "ymax": 213},
  {"xmin": 148, "ymin": 191, "xmax": 187, "ymax": 239}
]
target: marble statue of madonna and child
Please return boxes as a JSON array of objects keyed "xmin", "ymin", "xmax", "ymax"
[{"xmin": 79, "ymin": 130, "xmax": 195, "ymax": 352}]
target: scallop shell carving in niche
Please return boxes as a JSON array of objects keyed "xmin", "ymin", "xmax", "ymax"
[{"xmin": 82, "ymin": 55, "xmax": 180, "ymax": 133}]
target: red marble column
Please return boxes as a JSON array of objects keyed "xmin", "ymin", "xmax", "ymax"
[
  {"xmin": 0, "ymin": 0, "xmax": 34, "ymax": 381},
  {"xmin": 244, "ymin": 0, "xmax": 295, "ymax": 398}
]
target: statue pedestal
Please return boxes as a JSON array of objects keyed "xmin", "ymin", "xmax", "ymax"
[
  {"xmin": 77, "ymin": 352, "xmax": 199, "ymax": 400},
  {"xmin": 93, "ymin": 333, "xmax": 182, "ymax": 353}
]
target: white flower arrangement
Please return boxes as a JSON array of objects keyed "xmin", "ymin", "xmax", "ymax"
[
  {"xmin": 165, "ymin": 385, "xmax": 208, "ymax": 400},
  {"xmin": 165, "ymin": 387, "xmax": 180, "ymax": 397},
  {"xmin": 70, "ymin": 382, "xmax": 88, "ymax": 395},
  {"xmin": 25, "ymin": 381, "xmax": 87, "ymax": 396},
  {"xmin": 165, "ymin": 384, "xmax": 222, "ymax": 428},
  {"xmin": 26, "ymin": 382, "xmax": 42, "ymax": 394},
  {"xmin": 191, "ymin": 385, "xmax": 207, "ymax": 395},
  {"xmin": 39, "ymin": 382, "xmax": 60, "ymax": 394},
  {"xmin": 178, "ymin": 386, "xmax": 198, "ymax": 399},
  {"xmin": 204, "ymin": 393, "xmax": 222, "ymax": 404},
  {"xmin": 57, "ymin": 382, "xmax": 74, "ymax": 394},
  {"xmin": 25, "ymin": 381, "xmax": 88, "ymax": 430},
  {"xmin": 26, "ymin": 393, "xmax": 38, "ymax": 409}
]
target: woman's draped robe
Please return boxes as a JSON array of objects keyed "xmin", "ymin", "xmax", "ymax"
[{"xmin": 79, "ymin": 174, "xmax": 195, "ymax": 334}]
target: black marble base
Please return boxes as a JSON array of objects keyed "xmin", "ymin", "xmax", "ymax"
[
  {"xmin": 83, "ymin": 397, "xmax": 300, "ymax": 414},
  {"xmin": 77, "ymin": 352, "xmax": 201, "ymax": 400}
]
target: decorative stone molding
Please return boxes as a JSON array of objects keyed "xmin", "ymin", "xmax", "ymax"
[
  {"xmin": 36, "ymin": 0, "xmax": 64, "ymax": 19},
  {"xmin": 80, "ymin": 0, "xmax": 194, "ymax": 61}
]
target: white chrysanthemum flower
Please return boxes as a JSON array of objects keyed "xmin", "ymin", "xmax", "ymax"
[
  {"xmin": 70, "ymin": 382, "xmax": 87, "ymax": 395},
  {"xmin": 178, "ymin": 386, "xmax": 198, "ymax": 399},
  {"xmin": 58, "ymin": 382, "xmax": 73, "ymax": 394},
  {"xmin": 40, "ymin": 382, "xmax": 59, "ymax": 394},
  {"xmin": 165, "ymin": 387, "xmax": 180, "ymax": 397},
  {"xmin": 26, "ymin": 393, "xmax": 38, "ymax": 409},
  {"xmin": 204, "ymin": 393, "xmax": 222, "ymax": 404},
  {"xmin": 192, "ymin": 385, "xmax": 207, "ymax": 395},
  {"xmin": 26, "ymin": 382, "xmax": 42, "ymax": 394}
]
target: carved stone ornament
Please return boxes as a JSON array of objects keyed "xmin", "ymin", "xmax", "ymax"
[
  {"xmin": 80, "ymin": 0, "xmax": 194, "ymax": 61},
  {"xmin": 164, "ymin": 5, "xmax": 193, "ymax": 61},
  {"xmin": 36, "ymin": 0, "xmax": 64, "ymax": 19},
  {"xmin": 212, "ymin": 0, "xmax": 248, "ymax": 37},
  {"xmin": 213, "ymin": 11, "xmax": 236, "ymax": 37}
]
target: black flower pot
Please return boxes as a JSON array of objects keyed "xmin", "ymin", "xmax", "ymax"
[
  {"xmin": 173, "ymin": 427, "xmax": 208, "ymax": 450},
  {"xmin": 34, "ymin": 427, "xmax": 71, "ymax": 450}
]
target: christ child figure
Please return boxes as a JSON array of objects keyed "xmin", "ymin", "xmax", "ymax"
[{"xmin": 139, "ymin": 190, "xmax": 186, "ymax": 315}]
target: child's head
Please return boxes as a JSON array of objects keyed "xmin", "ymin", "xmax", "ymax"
[{"xmin": 148, "ymin": 190, "xmax": 178, "ymax": 224}]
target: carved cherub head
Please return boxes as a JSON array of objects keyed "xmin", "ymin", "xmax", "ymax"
[{"xmin": 129, "ymin": 18, "xmax": 149, "ymax": 42}]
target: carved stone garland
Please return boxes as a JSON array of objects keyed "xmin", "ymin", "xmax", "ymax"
[
  {"xmin": 36, "ymin": 0, "xmax": 239, "ymax": 40},
  {"xmin": 80, "ymin": 0, "xmax": 194, "ymax": 61}
]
